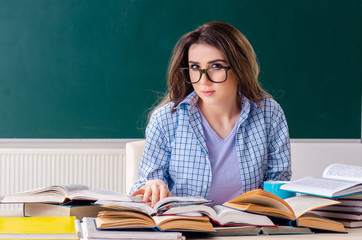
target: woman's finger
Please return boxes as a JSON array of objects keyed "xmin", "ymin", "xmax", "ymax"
[
  {"xmin": 150, "ymin": 184, "xmax": 160, "ymax": 207},
  {"xmin": 143, "ymin": 185, "xmax": 152, "ymax": 203}
]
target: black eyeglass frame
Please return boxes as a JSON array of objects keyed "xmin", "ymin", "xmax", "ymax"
[{"xmin": 179, "ymin": 66, "xmax": 231, "ymax": 84}]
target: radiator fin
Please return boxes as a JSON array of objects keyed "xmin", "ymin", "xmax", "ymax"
[{"xmin": 0, "ymin": 149, "xmax": 126, "ymax": 211}]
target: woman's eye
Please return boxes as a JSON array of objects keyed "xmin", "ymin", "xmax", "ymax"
[
  {"xmin": 211, "ymin": 64, "xmax": 223, "ymax": 69},
  {"xmin": 190, "ymin": 65, "xmax": 199, "ymax": 70}
]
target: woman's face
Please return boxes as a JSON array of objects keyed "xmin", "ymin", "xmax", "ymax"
[{"xmin": 188, "ymin": 43, "xmax": 238, "ymax": 108}]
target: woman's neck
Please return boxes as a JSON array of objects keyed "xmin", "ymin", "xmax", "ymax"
[{"xmin": 197, "ymin": 96, "xmax": 241, "ymax": 139}]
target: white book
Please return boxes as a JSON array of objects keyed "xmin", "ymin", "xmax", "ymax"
[
  {"xmin": 162, "ymin": 205, "xmax": 275, "ymax": 226},
  {"xmin": 0, "ymin": 184, "xmax": 138, "ymax": 204},
  {"xmin": 97, "ymin": 196, "xmax": 212, "ymax": 216},
  {"xmin": 81, "ymin": 217, "xmax": 184, "ymax": 240},
  {"xmin": 311, "ymin": 210, "xmax": 362, "ymax": 221},
  {"xmin": 281, "ymin": 164, "xmax": 362, "ymax": 198},
  {"xmin": 314, "ymin": 205, "xmax": 362, "ymax": 213},
  {"xmin": 333, "ymin": 219, "xmax": 362, "ymax": 228}
]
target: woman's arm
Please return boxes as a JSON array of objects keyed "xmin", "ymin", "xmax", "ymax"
[
  {"xmin": 130, "ymin": 109, "xmax": 173, "ymax": 206},
  {"xmin": 265, "ymin": 103, "xmax": 292, "ymax": 181}
]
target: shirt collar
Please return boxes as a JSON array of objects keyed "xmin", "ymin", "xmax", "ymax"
[
  {"xmin": 176, "ymin": 90, "xmax": 252, "ymax": 119},
  {"xmin": 175, "ymin": 91, "xmax": 199, "ymax": 112},
  {"xmin": 238, "ymin": 95, "xmax": 251, "ymax": 126}
]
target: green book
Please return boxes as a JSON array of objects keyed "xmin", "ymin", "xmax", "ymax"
[{"xmin": 24, "ymin": 203, "xmax": 101, "ymax": 220}]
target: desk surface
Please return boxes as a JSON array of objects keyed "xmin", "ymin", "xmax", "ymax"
[
  {"xmin": 189, "ymin": 228, "xmax": 361, "ymax": 240},
  {"xmin": 1, "ymin": 209, "xmax": 361, "ymax": 239}
]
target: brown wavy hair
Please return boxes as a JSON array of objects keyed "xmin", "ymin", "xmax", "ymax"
[{"xmin": 156, "ymin": 21, "xmax": 269, "ymax": 114}]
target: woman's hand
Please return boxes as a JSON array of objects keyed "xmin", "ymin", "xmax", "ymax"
[{"xmin": 131, "ymin": 179, "xmax": 171, "ymax": 207}]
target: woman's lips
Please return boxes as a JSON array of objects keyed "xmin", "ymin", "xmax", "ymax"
[{"xmin": 201, "ymin": 90, "xmax": 215, "ymax": 96}]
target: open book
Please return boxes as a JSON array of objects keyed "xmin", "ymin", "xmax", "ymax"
[
  {"xmin": 161, "ymin": 204, "xmax": 275, "ymax": 226},
  {"xmin": 222, "ymin": 189, "xmax": 346, "ymax": 232},
  {"xmin": 280, "ymin": 163, "xmax": 362, "ymax": 198},
  {"xmin": 0, "ymin": 184, "xmax": 137, "ymax": 204},
  {"xmin": 96, "ymin": 212, "xmax": 215, "ymax": 232},
  {"xmin": 95, "ymin": 196, "xmax": 215, "ymax": 232},
  {"xmin": 97, "ymin": 196, "xmax": 212, "ymax": 216}
]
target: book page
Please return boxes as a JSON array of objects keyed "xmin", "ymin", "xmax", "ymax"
[
  {"xmin": 153, "ymin": 215, "xmax": 183, "ymax": 226},
  {"xmin": 60, "ymin": 184, "xmax": 89, "ymax": 193},
  {"xmin": 284, "ymin": 195, "xmax": 339, "ymax": 218},
  {"xmin": 227, "ymin": 189, "xmax": 294, "ymax": 216},
  {"xmin": 3, "ymin": 185, "xmax": 68, "ymax": 196},
  {"xmin": 152, "ymin": 215, "xmax": 212, "ymax": 230},
  {"xmin": 323, "ymin": 164, "xmax": 362, "ymax": 182},
  {"xmin": 163, "ymin": 205, "xmax": 217, "ymax": 220},
  {"xmin": 0, "ymin": 185, "xmax": 72, "ymax": 203},
  {"xmin": 101, "ymin": 201, "xmax": 155, "ymax": 215},
  {"xmin": 154, "ymin": 196, "xmax": 212, "ymax": 212},
  {"xmin": 213, "ymin": 205, "xmax": 274, "ymax": 226},
  {"xmin": 280, "ymin": 176, "xmax": 361, "ymax": 197},
  {"xmin": 69, "ymin": 189, "xmax": 131, "ymax": 202}
]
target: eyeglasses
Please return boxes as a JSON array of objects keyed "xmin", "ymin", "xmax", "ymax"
[{"xmin": 180, "ymin": 66, "xmax": 231, "ymax": 84}]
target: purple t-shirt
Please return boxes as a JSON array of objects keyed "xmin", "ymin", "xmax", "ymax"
[{"xmin": 198, "ymin": 107, "xmax": 243, "ymax": 205}]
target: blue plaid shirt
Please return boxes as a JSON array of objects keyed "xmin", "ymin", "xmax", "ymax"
[{"xmin": 131, "ymin": 91, "xmax": 291, "ymax": 197}]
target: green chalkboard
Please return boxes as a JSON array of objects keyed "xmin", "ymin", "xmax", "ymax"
[{"xmin": 0, "ymin": 0, "xmax": 360, "ymax": 138}]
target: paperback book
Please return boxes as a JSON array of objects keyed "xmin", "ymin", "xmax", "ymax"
[{"xmin": 221, "ymin": 189, "xmax": 346, "ymax": 232}]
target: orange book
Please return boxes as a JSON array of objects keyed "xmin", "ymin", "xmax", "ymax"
[{"xmin": 222, "ymin": 189, "xmax": 346, "ymax": 233}]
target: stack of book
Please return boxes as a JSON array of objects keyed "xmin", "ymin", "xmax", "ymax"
[
  {"xmin": 93, "ymin": 188, "xmax": 345, "ymax": 235},
  {"xmin": 0, "ymin": 186, "xmax": 215, "ymax": 239},
  {"xmin": 311, "ymin": 195, "xmax": 362, "ymax": 228},
  {"xmin": 3, "ymin": 165, "xmax": 359, "ymax": 237},
  {"xmin": 0, "ymin": 184, "xmax": 140, "ymax": 220},
  {"xmin": 281, "ymin": 163, "xmax": 362, "ymax": 229},
  {"xmin": 82, "ymin": 218, "xmax": 185, "ymax": 240}
]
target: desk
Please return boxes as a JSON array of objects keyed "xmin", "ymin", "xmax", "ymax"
[
  {"xmin": 189, "ymin": 228, "xmax": 361, "ymax": 240},
  {"xmin": 1, "ymin": 210, "xmax": 361, "ymax": 239}
]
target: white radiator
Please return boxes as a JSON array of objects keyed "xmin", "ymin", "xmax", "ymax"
[{"xmin": 0, "ymin": 147, "xmax": 127, "ymax": 211}]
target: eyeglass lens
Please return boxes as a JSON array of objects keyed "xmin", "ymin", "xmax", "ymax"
[
  {"xmin": 192, "ymin": 68, "xmax": 226, "ymax": 83},
  {"xmin": 182, "ymin": 67, "xmax": 228, "ymax": 83}
]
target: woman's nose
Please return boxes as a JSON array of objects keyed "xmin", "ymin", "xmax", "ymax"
[{"xmin": 198, "ymin": 70, "xmax": 212, "ymax": 85}]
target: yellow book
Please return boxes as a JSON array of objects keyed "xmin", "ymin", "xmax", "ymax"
[{"xmin": 0, "ymin": 216, "xmax": 79, "ymax": 239}]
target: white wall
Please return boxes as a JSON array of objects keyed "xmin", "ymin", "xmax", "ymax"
[
  {"xmin": 0, "ymin": 139, "xmax": 361, "ymax": 188},
  {"xmin": 290, "ymin": 141, "xmax": 362, "ymax": 180}
]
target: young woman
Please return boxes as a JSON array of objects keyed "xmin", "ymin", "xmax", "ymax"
[{"xmin": 131, "ymin": 21, "xmax": 291, "ymax": 206}]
